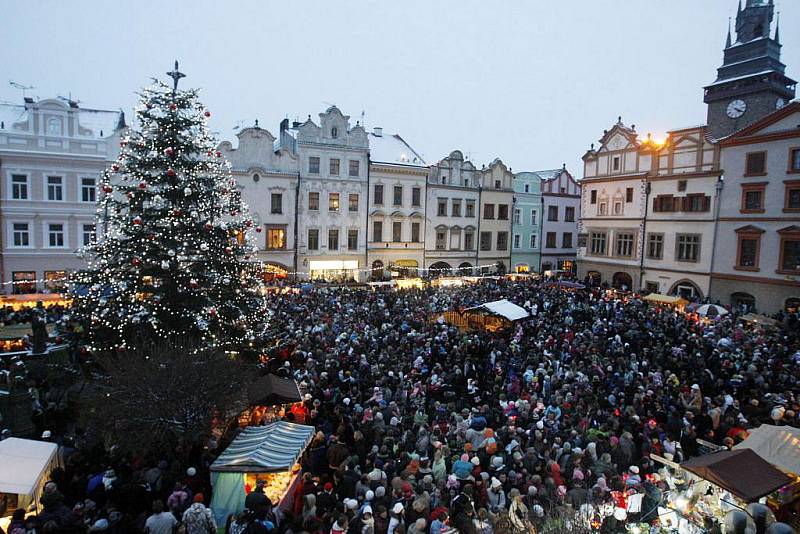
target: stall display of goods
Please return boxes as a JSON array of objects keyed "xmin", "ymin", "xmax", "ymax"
[{"xmin": 245, "ymin": 468, "xmax": 297, "ymax": 505}]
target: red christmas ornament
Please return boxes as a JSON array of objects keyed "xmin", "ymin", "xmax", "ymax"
[
  {"xmin": 132, "ymin": 216, "xmax": 142, "ymax": 225},
  {"xmin": 132, "ymin": 258, "xmax": 141, "ymax": 266},
  {"xmin": 111, "ymin": 164, "xmax": 119, "ymax": 172},
  {"xmin": 225, "ymin": 246, "xmax": 233, "ymax": 254},
  {"xmin": 119, "ymin": 140, "xmax": 127, "ymax": 147},
  {"xmin": 204, "ymin": 222, "xmax": 213, "ymax": 231},
  {"xmin": 189, "ymin": 279, "xmax": 199, "ymax": 289},
  {"xmin": 204, "ymin": 111, "xmax": 211, "ymax": 118},
  {"xmin": 207, "ymin": 150, "xmax": 213, "ymax": 156},
  {"xmin": 209, "ymin": 308, "xmax": 218, "ymax": 318},
  {"xmin": 148, "ymin": 233, "xmax": 156, "ymax": 240},
  {"xmin": 165, "ymin": 147, "xmax": 175, "ymax": 157},
  {"xmin": 116, "ymin": 346, "xmax": 127, "ymax": 353},
  {"xmin": 167, "ymin": 168, "xmax": 176, "ymax": 177},
  {"xmin": 138, "ymin": 182, "xmax": 147, "ymax": 189},
  {"xmin": 127, "ymin": 192, "xmax": 134, "ymax": 199},
  {"xmin": 173, "ymin": 209, "xmax": 182, "ymax": 217},
  {"xmin": 169, "ymin": 103, "xmax": 177, "ymax": 111},
  {"xmin": 79, "ymin": 346, "xmax": 88, "ymax": 355},
  {"xmin": 255, "ymin": 227, "xmax": 262, "ymax": 233},
  {"xmin": 216, "ymin": 151, "xmax": 221, "ymax": 157},
  {"xmin": 102, "ymin": 185, "xmax": 113, "ymax": 193}
]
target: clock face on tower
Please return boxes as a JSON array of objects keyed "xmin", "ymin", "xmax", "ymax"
[
  {"xmin": 776, "ymin": 98, "xmax": 786, "ymax": 110},
  {"xmin": 727, "ymin": 99, "xmax": 747, "ymax": 118}
]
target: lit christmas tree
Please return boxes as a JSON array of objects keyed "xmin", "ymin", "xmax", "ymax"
[{"xmin": 71, "ymin": 63, "xmax": 267, "ymax": 354}]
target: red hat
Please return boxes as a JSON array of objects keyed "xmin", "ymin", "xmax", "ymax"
[
  {"xmin": 324, "ymin": 482, "xmax": 333, "ymax": 491},
  {"xmin": 193, "ymin": 493, "xmax": 204, "ymax": 503}
]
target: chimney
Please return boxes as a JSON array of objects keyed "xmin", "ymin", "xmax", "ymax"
[
  {"xmin": 373, "ymin": 127, "xmax": 383, "ymax": 137},
  {"xmin": 280, "ymin": 118, "xmax": 289, "ymax": 132}
]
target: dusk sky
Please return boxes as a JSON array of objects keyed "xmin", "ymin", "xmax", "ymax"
[{"xmin": 3, "ymin": 1, "xmax": 798, "ymax": 174}]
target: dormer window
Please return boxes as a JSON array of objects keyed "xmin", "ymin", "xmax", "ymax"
[
  {"xmin": 331, "ymin": 127, "xmax": 338, "ymax": 139},
  {"xmin": 612, "ymin": 156, "xmax": 621, "ymax": 172},
  {"xmin": 441, "ymin": 176, "xmax": 447, "ymax": 185},
  {"xmin": 47, "ymin": 117, "xmax": 62, "ymax": 136},
  {"xmin": 253, "ymin": 173, "xmax": 260, "ymax": 183}
]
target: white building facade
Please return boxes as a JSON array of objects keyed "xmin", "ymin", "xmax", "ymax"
[
  {"xmin": 367, "ymin": 129, "xmax": 427, "ymax": 279},
  {"xmin": 478, "ymin": 159, "xmax": 514, "ymax": 273},
  {"xmin": 0, "ymin": 97, "xmax": 123, "ymax": 293},
  {"xmin": 218, "ymin": 119, "xmax": 299, "ymax": 280},
  {"xmin": 539, "ymin": 167, "xmax": 580, "ymax": 274},
  {"xmin": 294, "ymin": 107, "xmax": 369, "ymax": 281},
  {"xmin": 425, "ymin": 151, "xmax": 481, "ymax": 274}
]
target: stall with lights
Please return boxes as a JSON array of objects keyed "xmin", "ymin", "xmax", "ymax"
[
  {"xmin": 437, "ymin": 299, "xmax": 529, "ymax": 333},
  {"xmin": 238, "ymin": 374, "xmax": 303, "ymax": 426},
  {"xmin": 640, "ymin": 448, "xmax": 792, "ymax": 533},
  {"xmin": 210, "ymin": 422, "xmax": 314, "ymax": 525}
]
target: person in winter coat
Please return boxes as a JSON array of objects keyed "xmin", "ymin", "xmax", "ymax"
[
  {"xmin": 181, "ymin": 494, "xmax": 217, "ymax": 534},
  {"xmin": 487, "ymin": 478, "xmax": 506, "ymax": 512},
  {"xmin": 387, "ymin": 503, "xmax": 405, "ymax": 534}
]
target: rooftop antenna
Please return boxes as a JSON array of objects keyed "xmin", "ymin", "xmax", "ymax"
[{"xmin": 9, "ymin": 81, "xmax": 35, "ymax": 100}]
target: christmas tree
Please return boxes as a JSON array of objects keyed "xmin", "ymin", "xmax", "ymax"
[{"xmin": 71, "ymin": 63, "xmax": 267, "ymax": 354}]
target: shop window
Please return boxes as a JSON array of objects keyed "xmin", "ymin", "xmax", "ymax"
[
  {"xmin": 44, "ymin": 270, "xmax": 66, "ymax": 292},
  {"xmin": 12, "ymin": 271, "xmax": 36, "ymax": 294}
]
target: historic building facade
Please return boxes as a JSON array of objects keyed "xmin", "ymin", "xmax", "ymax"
[
  {"xmin": 511, "ymin": 172, "xmax": 542, "ymax": 273},
  {"xmin": 424, "ymin": 151, "xmax": 481, "ymax": 274},
  {"xmin": 539, "ymin": 167, "xmax": 580, "ymax": 274},
  {"xmin": 710, "ymin": 102, "xmax": 800, "ymax": 312},
  {"xmin": 0, "ymin": 97, "xmax": 123, "ymax": 293},
  {"xmin": 294, "ymin": 106, "xmax": 370, "ymax": 281},
  {"xmin": 366, "ymin": 128, "xmax": 428, "ymax": 279},
  {"xmin": 577, "ymin": 121, "xmax": 648, "ymax": 290},
  {"xmin": 477, "ymin": 159, "xmax": 514, "ymax": 273},
  {"xmin": 218, "ymin": 119, "xmax": 299, "ymax": 279}
]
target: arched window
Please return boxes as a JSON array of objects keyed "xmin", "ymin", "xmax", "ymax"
[
  {"xmin": 731, "ymin": 292, "xmax": 755, "ymax": 310},
  {"xmin": 253, "ymin": 173, "xmax": 260, "ymax": 183},
  {"xmin": 331, "ymin": 127, "xmax": 338, "ymax": 139},
  {"xmin": 612, "ymin": 272, "xmax": 633, "ymax": 291}
]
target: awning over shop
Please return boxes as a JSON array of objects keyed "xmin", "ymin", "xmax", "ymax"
[
  {"xmin": 210, "ymin": 422, "xmax": 314, "ymax": 473},
  {"xmin": 680, "ymin": 449, "xmax": 791, "ymax": 502},
  {"xmin": 0, "ymin": 438, "xmax": 58, "ymax": 495},
  {"xmin": 247, "ymin": 374, "xmax": 302, "ymax": 406},
  {"xmin": 642, "ymin": 293, "xmax": 688, "ymax": 306},
  {"xmin": 467, "ymin": 299, "xmax": 529, "ymax": 321},
  {"xmin": 733, "ymin": 424, "xmax": 800, "ymax": 475}
]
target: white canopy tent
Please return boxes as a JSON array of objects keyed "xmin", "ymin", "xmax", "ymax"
[
  {"xmin": 0, "ymin": 438, "xmax": 60, "ymax": 516},
  {"xmin": 469, "ymin": 299, "xmax": 529, "ymax": 321},
  {"xmin": 733, "ymin": 424, "xmax": 800, "ymax": 475}
]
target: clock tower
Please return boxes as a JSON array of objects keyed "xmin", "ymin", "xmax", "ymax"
[{"xmin": 704, "ymin": 0, "xmax": 796, "ymax": 140}]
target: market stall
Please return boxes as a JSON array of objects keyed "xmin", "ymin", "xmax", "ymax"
[
  {"xmin": 439, "ymin": 299, "xmax": 528, "ymax": 332},
  {"xmin": 394, "ymin": 277, "xmax": 425, "ymax": 290},
  {"xmin": 0, "ymin": 294, "xmax": 70, "ymax": 311},
  {"xmin": 734, "ymin": 425, "xmax": 800, "ymax": 510},
  {"xmin": 239, "ymin": 374, "xmax": 303, "ymax": 426},
  {"xmin": 0, "ymin": 438, "xmax": 61, "ymax": 530},
  {"xmin": 209, "ymin": 422, "xmax": 314, "ymax": 525},
  {"xmin": 739, "ymin": 313, "xmax": 780, "ymax": 327},
  {"xmin": 642, "ymin": 293, "xmax": 688, "ymax": 312},
  {"xmin": 0, "ymin": 323, "xmax": 55, "ymax": 354},
  {"xmin": 431, "ymin": 277, "xmax": 465, "ymax": 288},
  {"xmin": 547, "ymin": 280, "xmax": 586, "ymax": 290}
]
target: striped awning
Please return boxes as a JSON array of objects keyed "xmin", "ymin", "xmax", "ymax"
[{"xmin": 210, "ymin": 422, "xmax": 314, "ymax": 473}]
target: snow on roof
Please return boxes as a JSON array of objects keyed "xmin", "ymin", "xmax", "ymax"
[
  {"xmin": 77, "ymin": 108, "xmax": 123, "ymax": 138},
  {"xmin": 0, "ymin": 438, "xmax": 58, "ymax": 495},
  {"xmin": 705, "ymin": 70, "xmax": 775, "ymax": 87},
  {"xmin": 369, "ymin": 132, "xmax": 426, "ymax": 166},
  {"xmin": 532, "ymin": 169, "xmax": 563, "ymax": 182},
  {"xmin": 0, "ymin": 102, "xmax": 122, "ymax": 139},
  {"xmin": 468, "ymin": 299, "xmax": 529, "ymax": 321}
]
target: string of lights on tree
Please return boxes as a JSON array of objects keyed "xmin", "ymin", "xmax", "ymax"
[{"xmin": 68, "ymin": 63, "xmax": 268, "ymax": 355}]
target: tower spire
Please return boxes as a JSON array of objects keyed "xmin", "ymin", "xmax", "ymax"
[
  {"xmin": 726, "ymin": 17, "xmax": 732, "ymax": 48},
  {"xmin": 774, "ymin": 11, "xmax": 780, "ymax": 44}
]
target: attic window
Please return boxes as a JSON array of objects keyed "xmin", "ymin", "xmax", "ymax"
[
  {"xmin": 253, "ymin": 173, "xmax": 260, "ymax": 183},
  {"xmin": 613, "ymin": 156, "xmax": 621, "ymax": 171},
  {"xmin": 331, "ymin": 127, "xmax": 338, "ymax": 139}
]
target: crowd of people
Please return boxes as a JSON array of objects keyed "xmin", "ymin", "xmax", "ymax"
[{"xmin": 1, "ymin": 278, "xmax": 798, "ymax": 533}]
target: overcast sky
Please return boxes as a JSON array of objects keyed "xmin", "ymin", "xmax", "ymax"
[{"xmin": 2, "ymin": 1, "xmax": 798, "ymax": 174}]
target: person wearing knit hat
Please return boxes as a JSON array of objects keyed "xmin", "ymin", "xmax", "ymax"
[{"xmin": 182, "ymin": 492, "xmax": 217, "ymax": 533}]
